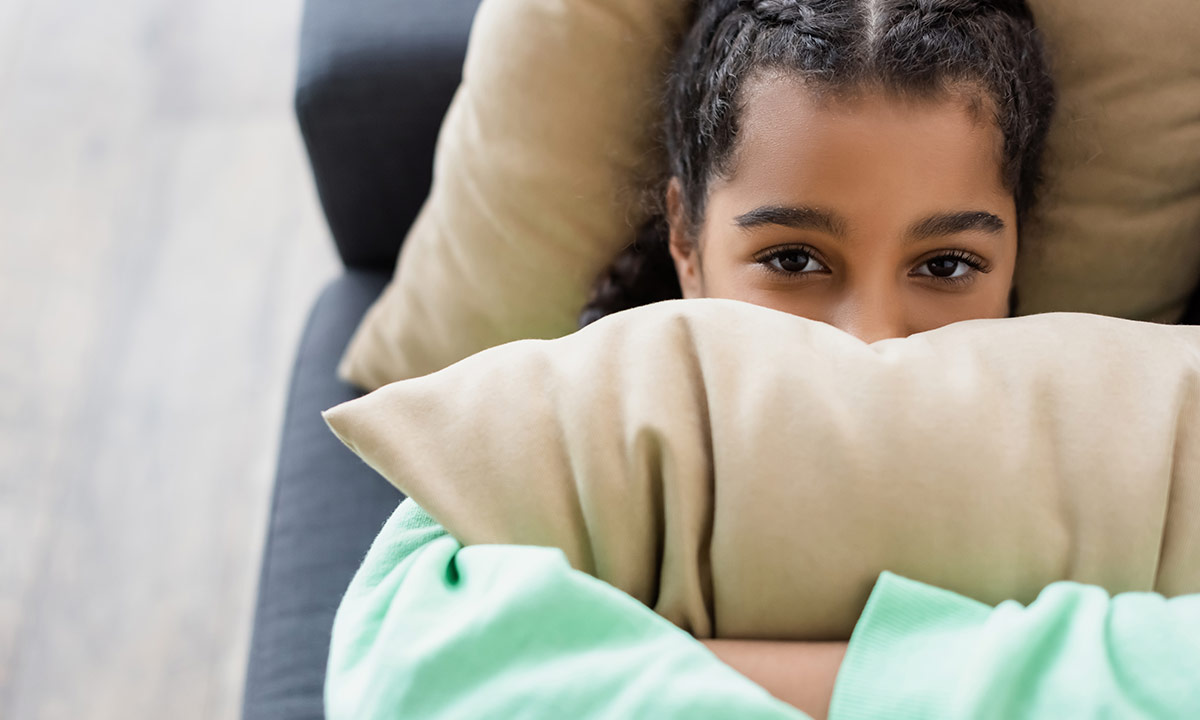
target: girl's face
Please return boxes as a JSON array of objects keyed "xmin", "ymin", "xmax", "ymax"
[{"xmin": 667, "ymin": 75, "xmax": 1019, "ymax": 344}]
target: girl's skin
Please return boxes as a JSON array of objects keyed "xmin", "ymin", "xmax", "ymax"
[
  {"xmin": 669, "ymin": 74, "xmax": 1019, "ymax": 344},
  {"xmin": 676, "ymin": 77, "xmax": 1020, "ymax": 718},
  {"xmin": 700, "ymin": 638, "xmax": 849, "ymax": 719}
]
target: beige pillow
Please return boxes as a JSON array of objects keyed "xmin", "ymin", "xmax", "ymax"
[
  {"xmin": 337, "ymin": 0, "xmax": 690, "ymax": 390},
  {"xmin": 1016, "ymin": 0, "xmax": 1200, "ymax": 324},
  {"xmin": 325, "ymin": 300, "xmax": 1200, "ymax": 640},
  {"xmin": 339, "ymin": 0, "xmax": 1200, "ymax": 391}
]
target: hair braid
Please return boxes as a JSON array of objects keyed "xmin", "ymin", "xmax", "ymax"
[{"xmin": 578, "ymin": 215, "xmax": 681, "ymax": 328}]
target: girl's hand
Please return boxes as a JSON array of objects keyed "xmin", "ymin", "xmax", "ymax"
[{"xmin": 700, "ymin": 639, "xmax": 848, "ymax": 720}]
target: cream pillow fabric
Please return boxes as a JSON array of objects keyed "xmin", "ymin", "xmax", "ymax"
[
  {"xmin": 339, "ymin": 0, "xmax": 1200, "ymax": 391},
  {"xmin": 1016, "ymin": 0, "xmax": 1200, "ymax": 325},
  {"xmin": 325, "ymin": 300, "xmax": 1200, "ymax": 640}
]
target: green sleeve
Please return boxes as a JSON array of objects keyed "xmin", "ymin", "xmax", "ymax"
[
  {"xmin": 830, "ymin": 571, "xmax": 1200, "ymax": 719},
  {"xmin": 324, "ymin": 498, "xmax": 808, "ymax": 720}
]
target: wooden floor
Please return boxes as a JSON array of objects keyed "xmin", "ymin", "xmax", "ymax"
[{"xmin": 0, "ymin": 0, "xmax": 340, "ymax": 718}]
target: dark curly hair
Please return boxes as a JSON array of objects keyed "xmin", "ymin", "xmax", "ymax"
[{"xmin": 580, "ymin": 0, "xmax": 1056, "ymax": 327}]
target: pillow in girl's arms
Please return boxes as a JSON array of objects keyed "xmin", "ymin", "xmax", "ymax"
[{"xmin": 323, "ymin": 299, "xmax": 1200, "ymax": 640}]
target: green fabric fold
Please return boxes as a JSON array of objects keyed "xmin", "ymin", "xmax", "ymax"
[{"xmin": 325, "ymin": 498, "xmax": 808, "ymax": 719}]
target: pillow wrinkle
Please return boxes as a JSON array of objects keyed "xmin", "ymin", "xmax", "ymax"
[
  {"xmin": 627, "ymin": 423, "xmax": 669, "ymax": 614},
  {"xmin": 548, "ymin": 353, "xmax": 605, "ymax": 583},
  {"xmin": 689, "ymin": 329, "xmax": 719, "ymax": 639},
  {"xmin": 1155, "ymin": 365, "xmax": 1200, "ymax": 595},
  {"xmin": 650, "ymin": 310, "xmax": 719, "ymax": 636}
]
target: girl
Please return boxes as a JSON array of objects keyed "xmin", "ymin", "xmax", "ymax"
[
  {"xmin": 589, "ymin": 0, "xmax": 1057, "ymax": 709},
  {"xmin": 326, "ymin": 2, "xmax": 1200, "ymax": 718}
]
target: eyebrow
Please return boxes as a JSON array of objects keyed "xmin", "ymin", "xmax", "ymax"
[
  {"xmin": 733, "ymin": 205, "xmax": 1006, "ymax": 245},
  {"xmin": 907, "ymin": 211, "xmax": 1007, "ymax": 242},
  {"xmin": 734, "ymin": 205, "xmax": 849, "ymax": 237}
]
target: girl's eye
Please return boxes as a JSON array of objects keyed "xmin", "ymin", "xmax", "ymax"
[
  {"xmin": 912, "ymin": 251, "xmax": 991, "ymax": 286},
  {"xmin": 757, "ymin": 246, "xmax": 828, "ymax": 276}
]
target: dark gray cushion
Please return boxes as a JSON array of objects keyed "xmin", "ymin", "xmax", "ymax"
[
  {"xmin": 242, "ymin": 270, "xmax": 401, "ymax": 720},
  {"xmin": 296, "ymin": 0, "xmax": 483, "ymax": 271}
]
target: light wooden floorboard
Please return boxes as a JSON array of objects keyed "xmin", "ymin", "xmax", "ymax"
[{"xmin": 0, "ymin": 0, "xmax": 340, "ymax": 717}]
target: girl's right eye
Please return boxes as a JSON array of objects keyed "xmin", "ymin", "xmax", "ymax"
[{"xmin": 756, "ymin": 245, "xmax": 828, "ymax": 276}]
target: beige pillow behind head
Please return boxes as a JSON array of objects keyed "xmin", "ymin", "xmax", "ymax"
[
  {"xmin": 340, "ymin": 0, "xmax": 1200, "ymax": 391},
  {"xmin": 337, "ymin": 0, "xmax": 689, "ymax": 390},
  {"xmin": 1016, "ymin": 0, "xmax": 1200, "ymax": 323},
  {"xmin": 325, "ymin": 301, "xmax": 1200, "ymax": 640}
]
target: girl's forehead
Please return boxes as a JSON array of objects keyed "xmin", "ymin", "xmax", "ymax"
[{"xmin": 720, "ymin": 74, "xmax": 1009, "ymax": 200}]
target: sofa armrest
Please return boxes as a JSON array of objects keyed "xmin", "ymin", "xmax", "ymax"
[
  {"xmin": 296, "ymin": 0, "xmax": 483, "ymax": 271},
  {"xmin": 241, "ymin": 271, "xmax": 402, "ymax": 720}
]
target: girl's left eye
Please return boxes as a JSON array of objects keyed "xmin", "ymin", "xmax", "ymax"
[{"xmin": 911, "ymin": 251, "xmax": 991, "ymax": 286}]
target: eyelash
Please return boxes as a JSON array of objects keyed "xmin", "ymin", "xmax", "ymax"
[{"xmin": 753, "ymin": 244, "xmax": 992, "ymax": 287}]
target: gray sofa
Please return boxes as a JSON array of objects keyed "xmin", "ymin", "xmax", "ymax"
[
  {"xmin": 240, "ymin": 1, "xmax": 481, "ymax": 718},
  {"xmin": 240, "ymin": 0, "xmax": 1200, "ymax": 717}
]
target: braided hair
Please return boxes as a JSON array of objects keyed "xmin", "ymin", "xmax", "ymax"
[{"xmin": 579, "ymin": 0, "xmax": 1056, "ymax": 328}]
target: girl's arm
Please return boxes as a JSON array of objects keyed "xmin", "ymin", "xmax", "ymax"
[
  {"xmin": 704, "ymin": 574, "xmax": 1200, "ymax": 720},
  {"xmin": 325, "ymin": 498, "xmax": 808, "ymax": 720},
  {"xmin": 827, "ymin": 571, "xmax": 1200, "ymax": 719},
  {"xmin": 702, "ymin": 575, "xmax": 1200, "ymax": 720},
  {"xmin": 327, "ymin": 498, "xmax": 1200, "ymax": 719}
]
